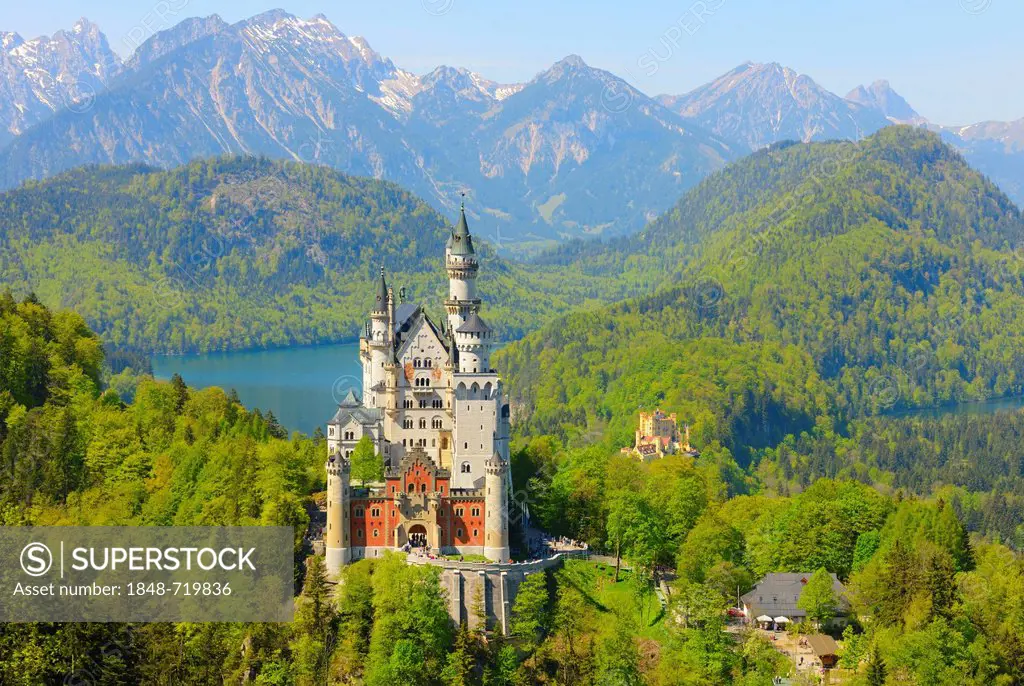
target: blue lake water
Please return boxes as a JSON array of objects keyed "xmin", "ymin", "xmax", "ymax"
[{"xmin": 152, "ymin": 342, "xmax": 362, "ymax": 435}]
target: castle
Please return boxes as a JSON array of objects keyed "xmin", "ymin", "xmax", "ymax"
[
  {"xmin": 323, "ymin": 206, "xmax": 511, "ymax": 578},
  {"xmin": 622, "ymin": 409, "xmax": 695, "ymax": 461}
]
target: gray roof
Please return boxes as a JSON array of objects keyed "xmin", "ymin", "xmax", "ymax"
[
  {"xmin": 394, "ymin": 303, "xmax": 419, "ymax": 334},
  {"xmin": 338, "ymin": 389, "xmax": 361, "ymax": 407},
  {"xmin": 328, "ymin": 403, "xmax": 382, "ymax": 428},
  {"xmin": 374, "ymin": 267, "xmax": 388, "ymax": 312},
  {"xmin": 447, "ymin": 207, "xmax": 475, "ymax": 257},
  {"xmin": 740, "ymin": 573, "xmax": 849, "ymax": 618},
  {"xmin": 456, "ymin": 312, "xmax": 490, "ymax": 334}
]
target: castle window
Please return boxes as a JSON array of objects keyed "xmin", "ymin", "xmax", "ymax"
[
  {"xmin": 425, "ymin": 358, "xmax": 432, "ymax": 368},
  {"xmin": 355, "ymin": 507, "xmax": 364, "ymax": 517},
  {"xmin": 441, "ymin": 438, "xmax": 449, "ymax": 450},
  {"xmin": 455, "ymin": 507, "xmax": 464, "ymax": 516},
  {"xmin": 402, "ymin": 439, "xmax": 407, "ymax": 447},
  {"xmin": 344, "ymin": 431, "xmax": 355, "ymax": 440},
  {"xmin": 419, "ymin": 418, "xmax": 427, "ymax": 429},
  {"xmin": 464, "ymin": 442, "xmax": 468, "ymax": 450},
  {"xmin": 329, "ymin": 427, "xmax": 335, "ymax": 436},
  {"xmin": 471, "ymin": 507, "xmax": 480, "ymax": 517},
  {"xmin": 433, "ymin": 399, "xmax": 442, "ymax": 409},
  {"xmin": 371, "ymin": 508, "xmax": 381, "ymax": 517},
  {"xmin": 421, "ymin": 484, "xmax": 427, "ymax": 493},
  {"xmin": 414, "ymin": 358, "xmax": 421, "ymax": 368},
  {"xmin": 457, "ymin": 528, "xmax": 463, "ymax": 538},
  {"xmin": 404, "ymin": 419, "xmax": 413, "ymax": 429},
  {"xmin": 432, "ymin": 418, "xmax": 443, "ymax": 429},
  {"xmin": 461, "ymin": 462, "xmax": 471, "ymax": 474},
  {"xmin": 408, "ymin": 484, "xmax": 415, "ymax": 493},
  {"xmin": 473, "ymin": 529, "xmax": 479, "ymax": 537},
  {"xmin": 373, "ymin": 529, "xmax": 379, "ymax": 537},
  {"xmin": 357, "ymin": 529, "xmax": 363, "ymax": 539},
  {"xmin": 404, "ymin": 399, "xmax": 413, "ymax": 409},
  {"xmin": 432, "ymin": 439, "xmax": 436, "ymax": 447}
]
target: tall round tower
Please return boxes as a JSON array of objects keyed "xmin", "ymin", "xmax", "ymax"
[
  {"xmin": 364, "ymin": 267, "xmax": 390, "ymax": 403},
  {"xmin": 325, "ymin": 453, "xmax": 351, "ymax": 578},
  {"xmin": 445, "ymin": 204, "xmax": 480, "ymax": 333},
  {"xmin": 455, "ymin": 312, "xmax": 493, "ymax": 374},
  {"xmin": 483, "ymin": 456, "xmax": 510, "ymax": 562}
]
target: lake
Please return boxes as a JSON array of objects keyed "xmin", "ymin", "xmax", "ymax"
[
  {"xmin": 152, "ymin": 342, "xmax": 362, "ymax": 435},
  {"xmin": 886, "ymin": 395, "xmax": 1024, "ymax": 421}
]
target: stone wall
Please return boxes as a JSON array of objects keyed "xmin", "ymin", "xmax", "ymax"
[{"xmin": 410, "ymin": 551, "xmax": 588, "ymax": 635}]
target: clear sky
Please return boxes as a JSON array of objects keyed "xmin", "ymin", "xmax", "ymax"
[{"xmin": 3, "ymin": 0, "xmax": 1019, "ymax": 125}]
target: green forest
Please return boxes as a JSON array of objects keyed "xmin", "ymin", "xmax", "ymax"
[
  {"xmin": 0, "ymin": 158, "xmax": 630, "ymax": 353},
  {"xmin": 2, "ymin": 295, "xmax": 1023, "ymax": 683},
  {"xmin": 3, "ymin": 127, "xmax": 1024, "ymax": 684}
]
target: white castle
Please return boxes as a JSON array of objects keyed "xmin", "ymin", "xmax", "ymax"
[{"xmin": 323, "ymin": 205, "xmax": 512, "ymax": 577}]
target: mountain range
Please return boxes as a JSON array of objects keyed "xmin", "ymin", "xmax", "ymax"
[{"xmin": 1, "ymin": 10, "xmax": 1024, "ymax": 247}]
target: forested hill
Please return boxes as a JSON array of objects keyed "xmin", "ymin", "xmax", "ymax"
[
  {"xmin": 497, "ymin": 127, "xmax": 1024, "ymax": 448},
  {"xmin": 0, "ymin": 157, "xmax": 626, "ymax": 352}
]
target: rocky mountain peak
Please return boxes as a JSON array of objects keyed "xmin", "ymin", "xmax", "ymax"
[{"xmin": 845, "ymin": 79, "xmax": 920, "ymax": 122}]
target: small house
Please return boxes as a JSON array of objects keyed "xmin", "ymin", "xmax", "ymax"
[{"xmin": 740, "ymin": 572, "xmax": 849, "ymax": 630}]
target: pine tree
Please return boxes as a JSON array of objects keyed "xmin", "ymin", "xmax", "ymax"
[
  {"xmin": 865, "ymin": 643, "xmax": 887, "ymax": 686},
  {"xmin": 169, "ymin": 373, "xmax": 188, "ymax": 412}
]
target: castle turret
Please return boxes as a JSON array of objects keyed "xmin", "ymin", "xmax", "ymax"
[
  {"xmin": 325, "ymin": 453, "xmax": 351, "ymax": 578},
  {"xmin": 364, "ymin": 267, "xmax": 390, "ymax": 403},
  {"xmin": 455, "ymin": 312, "xmax": 493, "ymax": 374},
  {"xmin": 483, "ymin": 456, "xmax": 510, "ymax": 562},
  {"xmin": 445, "ymin": 203, "xmax": 480, "ymax": 333}
]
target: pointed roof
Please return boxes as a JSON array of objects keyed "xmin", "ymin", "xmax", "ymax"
[
  {"xmin": 447, "ymin": 204, "xmax": 475, "ymax": 257},
  {"xmin": 374, "ymin": 266, "xmax": 388, "ymax": 312},
  {"xmin": 338, "ymin": 389, "xmax": 361, "ymax": 407},
  {"xmin": 456, "ymin": 312, "xmax": 491, "ymax": 334}
]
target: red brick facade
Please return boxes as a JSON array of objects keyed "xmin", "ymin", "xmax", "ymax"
[{"xmin": 348, "ymin": 451, "xmax": 486, "ymax": 551}]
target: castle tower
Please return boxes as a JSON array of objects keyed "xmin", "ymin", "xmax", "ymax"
[
  {"xmin": 363, "ymin": 267, "xmax": 390, "ymax": 404},
  {"xmin": 325, "ymin": 454, "xmax": 351, "ymax": 577},
  {"xmin": 483, "ymin": 456, "xmax": 510, "ymax": 562},
  {"xmin": 455, "ymin": 312, "xmax": 493, "ymax": 374},
  {"xmin": 445, "ymin": 203, "xmax": 480, "ymax": 334}
]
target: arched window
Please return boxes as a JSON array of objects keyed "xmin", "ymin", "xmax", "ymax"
[
  {"xmin": 354, "ymin": 507, "xmax": 364, "ymax": 518},
  {"xmin": 425, "ymin": 358, "xmax": 432, "ymax": 368},
  {"xmin": 419, "ymin": 418, "xmax": 427, "ymax": 429},
  {"xmin": 413, "ymin": 358, "xmax": 421, "ymax": 368},
  {"xmin": 403, "ymin": 419, "xmax": 413, "ymax": 429},
  {"xmin": 461, "ymin": 462, "xmax": 471, "ymax": 474},
  {"xmin": 421, "ymin": 484, "xmax": 427, "ymax": 493},
  {"xmin": 408, "ymin": 483, "xmax": 415, "ymax": 493},
  {"xmin": 432, "ymin": 417, "xmax": 443, "ymax": 429}
]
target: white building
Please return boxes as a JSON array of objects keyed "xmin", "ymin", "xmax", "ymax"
[{"xmin": 323, "ymin": 205, "xmax": 513, "ymax": 574}]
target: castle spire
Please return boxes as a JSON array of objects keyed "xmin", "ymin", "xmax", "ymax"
[
  {"xmin": 374, "ymin": 265, "xmax": 388, "ymax": 312},
  {"xmin": 449, "ymin": 202, "xmax": 474, "ymax": 257}
]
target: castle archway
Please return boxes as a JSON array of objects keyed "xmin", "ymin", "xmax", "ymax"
[{"xmin": 409, "ymin": 524, "xmax": 428, "ymax": 548}]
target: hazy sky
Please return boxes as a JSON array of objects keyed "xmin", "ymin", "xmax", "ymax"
[{"xmin": 3, "ymin": 0, "xmax": 1019, "ymax": 125}]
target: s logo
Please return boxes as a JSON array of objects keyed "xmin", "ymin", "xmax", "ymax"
[{"xmin": 20, "ymin": 542, "xmax": 52, "ymax": 577}]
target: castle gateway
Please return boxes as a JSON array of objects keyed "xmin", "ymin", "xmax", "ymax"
[{"xmin": 323, "ymin": 206, "xmax": 511, "ymax": 577}]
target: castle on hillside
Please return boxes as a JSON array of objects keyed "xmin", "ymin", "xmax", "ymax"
[
  {"xmin": 622, "ymin": 409, "xmax": 696, "ymax": 461},
  {"xmin": 323, "ymin": 205, "xmax": 511, "ymax": 578}
]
